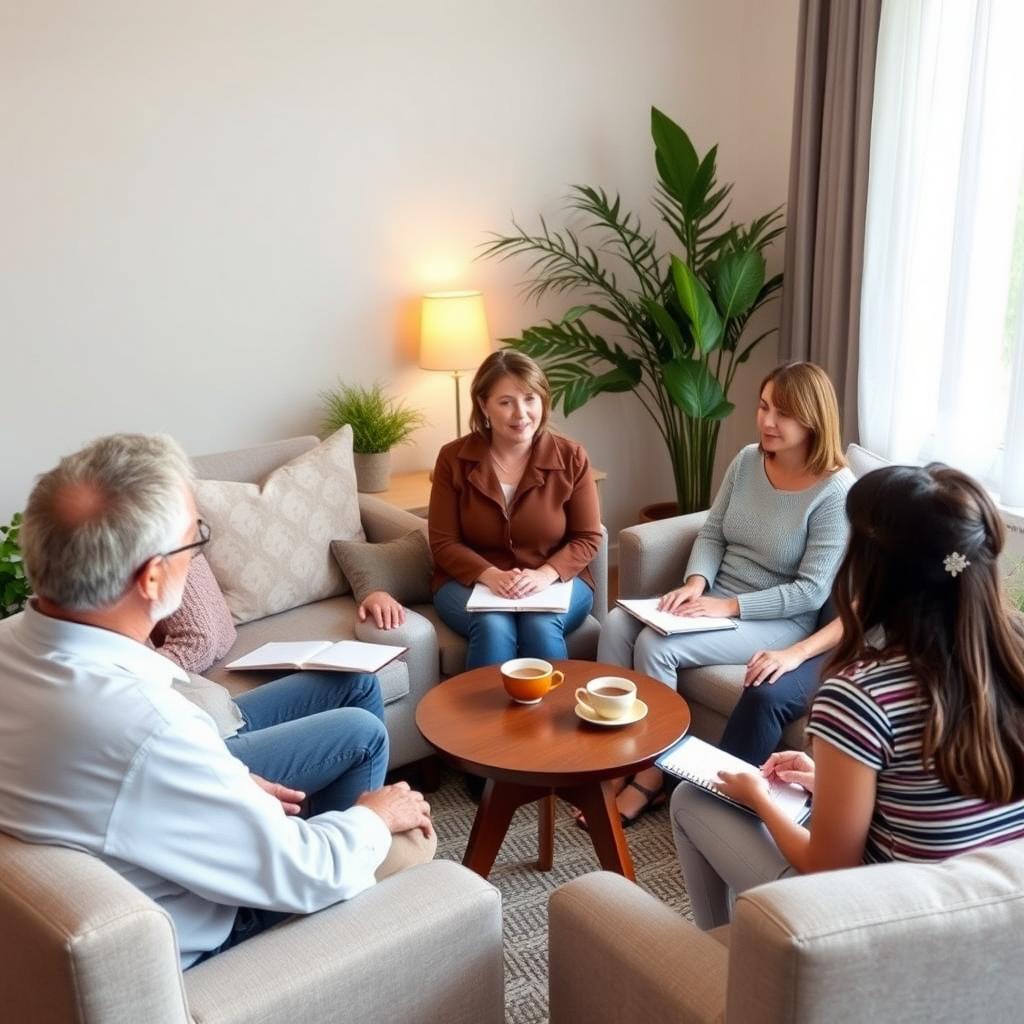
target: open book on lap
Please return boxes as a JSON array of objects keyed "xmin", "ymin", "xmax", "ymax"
[
  {"xmin": 657, "ymin": 735, "xmax": 811, "ymax": 824},
  {"xmin": 466, "ymin": 580, "xmax": 573, "ymax": 613},
  {"xmin": 226, "ymin": 640, "xmax": 407, "ymax": 674},
  {"xmin": 616, "ymin": 597, "xmax": 738, "ymax": 636}
]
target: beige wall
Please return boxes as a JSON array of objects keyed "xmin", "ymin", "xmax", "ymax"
[{"xmin": 0, "ymin": 0, "xmax": 799, "ymax": 552}]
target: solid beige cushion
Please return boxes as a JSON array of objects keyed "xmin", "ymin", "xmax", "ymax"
[
  {"xmin": 331, "ymin": 530, "xmax": 433, "ymax": 605},
  {"xmin": 196, "ymin": 427, "xmax": 364, "ymax": 625}
]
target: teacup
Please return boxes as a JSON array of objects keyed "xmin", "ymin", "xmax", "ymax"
[
  {"xmin": 575, "ymin": 677, "xmax": 637, "ymax": 720},
  {"xmin": 500, "ymin": 658, "xmax": 565, "ymax": 704}
]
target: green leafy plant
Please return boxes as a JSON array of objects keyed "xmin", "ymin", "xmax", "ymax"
[
  {"xmin": 0, "ymin": 513, "xmax": 31, "ymax": 618},
  {"xmin": 481, "ymin": 106, "xmax": 784, "ymax": 513},
  {"xmin": 320, "ymin": 382, "xmax": 425, "ymax": 454}
]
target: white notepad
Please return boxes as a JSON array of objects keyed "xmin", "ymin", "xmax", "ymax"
[
  {"xmin": 226, "ymin": 640, "xmax": 406, "ymax": 673},
  {"xmin": 616, "ymin": 597, "xmax": 739, "ymax": 636},
  {"xmin": 658, "ymin": 735, "xmax": 811, "ymax": 823},
  {"xmin": 466, "ymin": 580, "xmax": 574, "ymax": 613}
]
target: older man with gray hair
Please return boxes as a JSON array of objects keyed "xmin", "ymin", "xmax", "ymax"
[{"xmin": 0, "ymin": 433, "xmax": 434, "ymax": 968}]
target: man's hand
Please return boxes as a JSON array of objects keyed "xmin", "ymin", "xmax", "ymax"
[
  {"xmin": 358, "ymin": 590, "xmax": 406, "ymax": 630},
  {"xmin": 357, "ymin": 781, "xmax": 433, "ymax": 839},
  {"xmin": 657, "ymin": 578, "xmax": 706, "ymax": 613},
  {"xmin": 250, "ymin": 773, "xmax": 305, "ymax": 815},
  {"xmin": 761, "ymin": 750, "xmax": 816, "ymax": 793},
  {"xmin": 744, "ymin": 645, "xmax": 806, "ymax": 686}
]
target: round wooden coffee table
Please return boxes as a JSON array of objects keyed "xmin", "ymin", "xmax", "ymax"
[{"xmin": 415, "ymin": 660, "xmax": 690, "ymax": 880}]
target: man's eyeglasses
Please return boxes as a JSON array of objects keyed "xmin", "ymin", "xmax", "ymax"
[{"xmin": 160, "ymin": 518, "xmax": 211, "ymax": 561}]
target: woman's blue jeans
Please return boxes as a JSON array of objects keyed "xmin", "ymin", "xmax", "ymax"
[
  {"xmin": 434, "ymin": 577, "xmax": 594, "ymax": 669},
  {"xmin": 717, "ymin": 652, "xmax": 828, "ymax": 765},
  {"xmin": 224, "ymin": 669, "xmax": 388, "ymax": 816}
]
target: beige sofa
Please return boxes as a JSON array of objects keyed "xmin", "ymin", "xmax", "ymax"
[
  {"xmin": 616, "ymin": 443, "xmax": 888, "ymax": 749},
  {"xmin": 549, "ymin": 839, "xmax": 1024, "ymax": 1023},
  {"xmin": 0, "ymin": 831, "xmax": 504, "ymax": 1024},
  {"xmin": 193, "ymin": 436, "xmax": 608, "ymax": 770}
]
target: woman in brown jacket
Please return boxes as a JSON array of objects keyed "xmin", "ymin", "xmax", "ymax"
[{"xmin": 429, "ymin": 351, "xmax": 602, "ymax": 669}]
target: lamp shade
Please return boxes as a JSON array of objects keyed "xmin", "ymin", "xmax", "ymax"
[{"xmin": 419, "ymin": 291, "xmax": 491, "ymax": 371}]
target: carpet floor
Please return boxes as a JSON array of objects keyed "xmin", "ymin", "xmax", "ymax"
[{"xmin": 430, "ymin": 768, "xmax": 694, "ymax": 1024}]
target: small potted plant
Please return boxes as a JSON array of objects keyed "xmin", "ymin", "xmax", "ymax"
[
  {"xmin": 1, "ymin": 513, "xmax": 31, "ymax": 619},
  {"xmin": 320, "ymin": 382, "xmax": 425, "ymax": 493}
]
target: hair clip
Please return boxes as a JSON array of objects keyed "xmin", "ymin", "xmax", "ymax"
[{"xmin": 943, "ymin": 552, "xmax": 970, "ymax": 578}]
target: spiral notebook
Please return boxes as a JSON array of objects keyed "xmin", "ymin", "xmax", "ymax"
[{"xmin": 657, "ymin": 735, "xmax": 811, "ymax": 823}]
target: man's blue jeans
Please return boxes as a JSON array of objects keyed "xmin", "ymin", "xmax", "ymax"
[
  {"xmin": 434, "ymin": 577, "xmax": 593, "ymax": 669},
  {"xmin": 717, "ymin": 652, "xmax": 828, "ymax": 765},
  {"xmin": 225, "ymin": 669, "xmax": 388, "ymax": 816}
]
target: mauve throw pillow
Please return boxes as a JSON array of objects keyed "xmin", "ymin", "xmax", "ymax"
[
  {"xmin": 151, "ymin": 554, "xmax": 237, "ymax": 674},
  {"xmin": 330, "ymin": 530, "xmax": 433, "ymax": 606}
]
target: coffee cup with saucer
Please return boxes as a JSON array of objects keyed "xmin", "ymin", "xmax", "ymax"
[{"xmin": 574, "ymin": 676, "xmax": 648, "ymax": 726}]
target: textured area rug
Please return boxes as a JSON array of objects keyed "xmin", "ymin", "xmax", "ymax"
[{"xmin": 430, "ymin": 768, "xmax": 693, "ymax": 1024}]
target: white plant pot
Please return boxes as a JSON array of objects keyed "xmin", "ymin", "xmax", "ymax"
[{"xmin": 353, "ymin": 451, "xmax": 392, "ymax": 493}]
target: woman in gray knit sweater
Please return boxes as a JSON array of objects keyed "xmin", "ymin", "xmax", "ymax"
[{"xmin": 597, "ymin": 362, "xmax": 853, "ymax": 824}]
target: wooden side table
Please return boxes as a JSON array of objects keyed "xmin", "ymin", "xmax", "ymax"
[
  {"xmin": 415, "ymin": 660, "xmax": 690, "ymax": 880},
  {"xmin": 371, "ymin": 468, "xmax": 608, "ymax": 517}
]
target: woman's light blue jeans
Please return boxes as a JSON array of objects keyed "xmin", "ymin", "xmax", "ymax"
[{"xmin": 434, "ymin": 577, "xmax": 594, "ymax": 668}]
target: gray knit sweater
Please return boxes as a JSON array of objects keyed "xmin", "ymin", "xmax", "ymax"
[{"xmin": 685, "ymin": 444, "xmax": 854, "ymax": 623}]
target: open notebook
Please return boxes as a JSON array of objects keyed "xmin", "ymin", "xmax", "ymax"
[
  {"xmin": 657, "ymin": 735, "xmax": 811, "ymax": 824},
  {"xmin": 226, "ymin": 640, "xmax": 406, "ymax": 674},
  {"xmin": 466, "ymin": 580, "xmax": 573, "ymax": 613},
  {"xmin": 616, "ymin": 598, "xmax": 738, "ymax": 636}
]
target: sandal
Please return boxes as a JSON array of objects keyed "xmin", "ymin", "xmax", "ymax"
[
  {"xmin": 618, "ymin": 779, "xmax": 666, "ymax": 828},
  {"xmin": 573, "ymin": 780, "xmax": 666, "ymax": 831}
]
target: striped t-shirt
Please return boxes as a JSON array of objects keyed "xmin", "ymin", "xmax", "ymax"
[{"xmin": 806, "ymin": 657, "xmax": 1024, "ymax": 864}]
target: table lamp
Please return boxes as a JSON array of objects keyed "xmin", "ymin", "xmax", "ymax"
[{"xmin": 420, "ymin": 290, "xmax": 491, "ymax": 437}]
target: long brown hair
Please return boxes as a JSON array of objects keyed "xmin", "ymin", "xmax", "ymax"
[
  {"xmin": 826, "ymin": 464, "xmax": 1024, "ymax": 802},
  {"xmin": 759, "ymin": 362, "xmax": 846, "ymax": 475},
  {"xmin": 469, "ymin": 350, "xmax": 551, "ymax": 436}
]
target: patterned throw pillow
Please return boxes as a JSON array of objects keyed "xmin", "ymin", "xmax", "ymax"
[
  {"xmin": 195, "ymin": 426, "xmax": 365, "ymax": 624},
  {"xmin": 330, "ymin": 530, "xmax": 434, "ymax": 606},
  {"xmin": 151, "ymin": 554, "xmax": 237, "ymax": 673}
]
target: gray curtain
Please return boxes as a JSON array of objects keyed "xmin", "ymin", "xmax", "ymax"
[{"xmin": 779, "ymin": 0, "xmax": 883, "ymax": 444}]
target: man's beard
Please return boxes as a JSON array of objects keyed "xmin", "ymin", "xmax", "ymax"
[{"xmin": 151, "ymin": 577, "xmax": 186, "ymax": 625}]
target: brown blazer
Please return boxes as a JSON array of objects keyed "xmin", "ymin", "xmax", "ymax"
[{"xmin": 428, "ymin": 429, "xmax": 602, "ymax": 593}]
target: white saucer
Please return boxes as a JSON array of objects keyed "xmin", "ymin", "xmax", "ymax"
[{"xmin": 575, "ymin": 699, "xmax": 648, "ymax": 727}]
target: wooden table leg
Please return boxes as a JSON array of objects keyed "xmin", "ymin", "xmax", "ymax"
[
  {"xmin": 561, "ymin": 780, "xmax": 635, "ymax": 880},
  {"xmin": 537, "ymin": 794, "xmax": 556, "ymax": 871},
  {"xmin": 463, "ymin": 779, "xmax": 545, "ymax": 878}
]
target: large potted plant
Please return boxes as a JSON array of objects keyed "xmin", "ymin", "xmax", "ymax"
[
  {"xmin": 321, "ymin": 382, "xmax": 425, "ymax": 493},
  {"xmin": 481, "ymin": 107, "xmax": 784, "ymax": 515}
]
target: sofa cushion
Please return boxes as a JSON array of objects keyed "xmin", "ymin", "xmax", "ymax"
[
  {"xmin": 195, "ymin": 427, "xmax": 365, "ymax": 624},
  {"xmin": 205, "ymin": 596, "xmax": 409, "ymax": 706},
  {"xmin": 676, "ymin": 663, "xmax": 746, "ymax": 720},
  {"xmin": 330, "ymin": 531, "xmax": 433, "ymax": 606},
  {"xmin": 151, "ymin": 554, "xmax": 237, "ymax": 673},
  {"xmin": 846, "ymin": 442, "xmax": 890, "ymax": 478}
]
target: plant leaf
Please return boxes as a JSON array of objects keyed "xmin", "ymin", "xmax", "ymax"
[
  {"xmin": 671, "ymin": 256, "xmax": 723, "ymax": 354},
  {"xmin": 561, "ymin": 304, "xmax": 624, "ymax": 325},
  {"xmin": 641, "ymin": 298, "xmax": 688, "ymax": 358},
  {"xmin": 713, "ymin": 249, "xmax": 765, "ymax": 319},
  {"xmin": 662, "ymin": 358, "xmax": 730, "ymax": 418},
  {"xmin": 686, "ymin": 145, "xmax": 718, "ymax": 219},
  {"xmin": 651, "ymin": 107, "xmax": 698, "ymax": 203}
]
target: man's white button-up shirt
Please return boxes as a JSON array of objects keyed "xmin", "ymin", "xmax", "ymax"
[{"xmin": 0, "ymin": 605, "xmax": 392, "ymax": 967}]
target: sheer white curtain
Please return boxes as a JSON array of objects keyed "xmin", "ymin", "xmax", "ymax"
[{"xmin": 859, "ymin": 0, "xmax": 1024, "ymax": 504}]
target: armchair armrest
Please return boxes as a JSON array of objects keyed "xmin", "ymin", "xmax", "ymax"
[
  {"xmin": 185, "ymin": 861, "xmax": 503, "ymax": 1024},
  {"xmin": 617, "ymin": 511, "xmax": 709, "ymax": 599},
  {"xmin": 548, "ymin": 872, "xmax": 727, "ymax": 1024},
  {"xmin": 358, "ymin": 494, "xmax": 428, "ymax": 543}
]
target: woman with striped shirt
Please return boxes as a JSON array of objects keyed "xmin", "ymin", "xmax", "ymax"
[{"xmin": 671, "ymin": 463, "xmax": 1024, "ymax": 929}]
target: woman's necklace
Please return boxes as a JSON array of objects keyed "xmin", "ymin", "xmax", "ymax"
[{"xmin": 491, "ymin": 447, "xmax": 530, "ymax": 477}]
